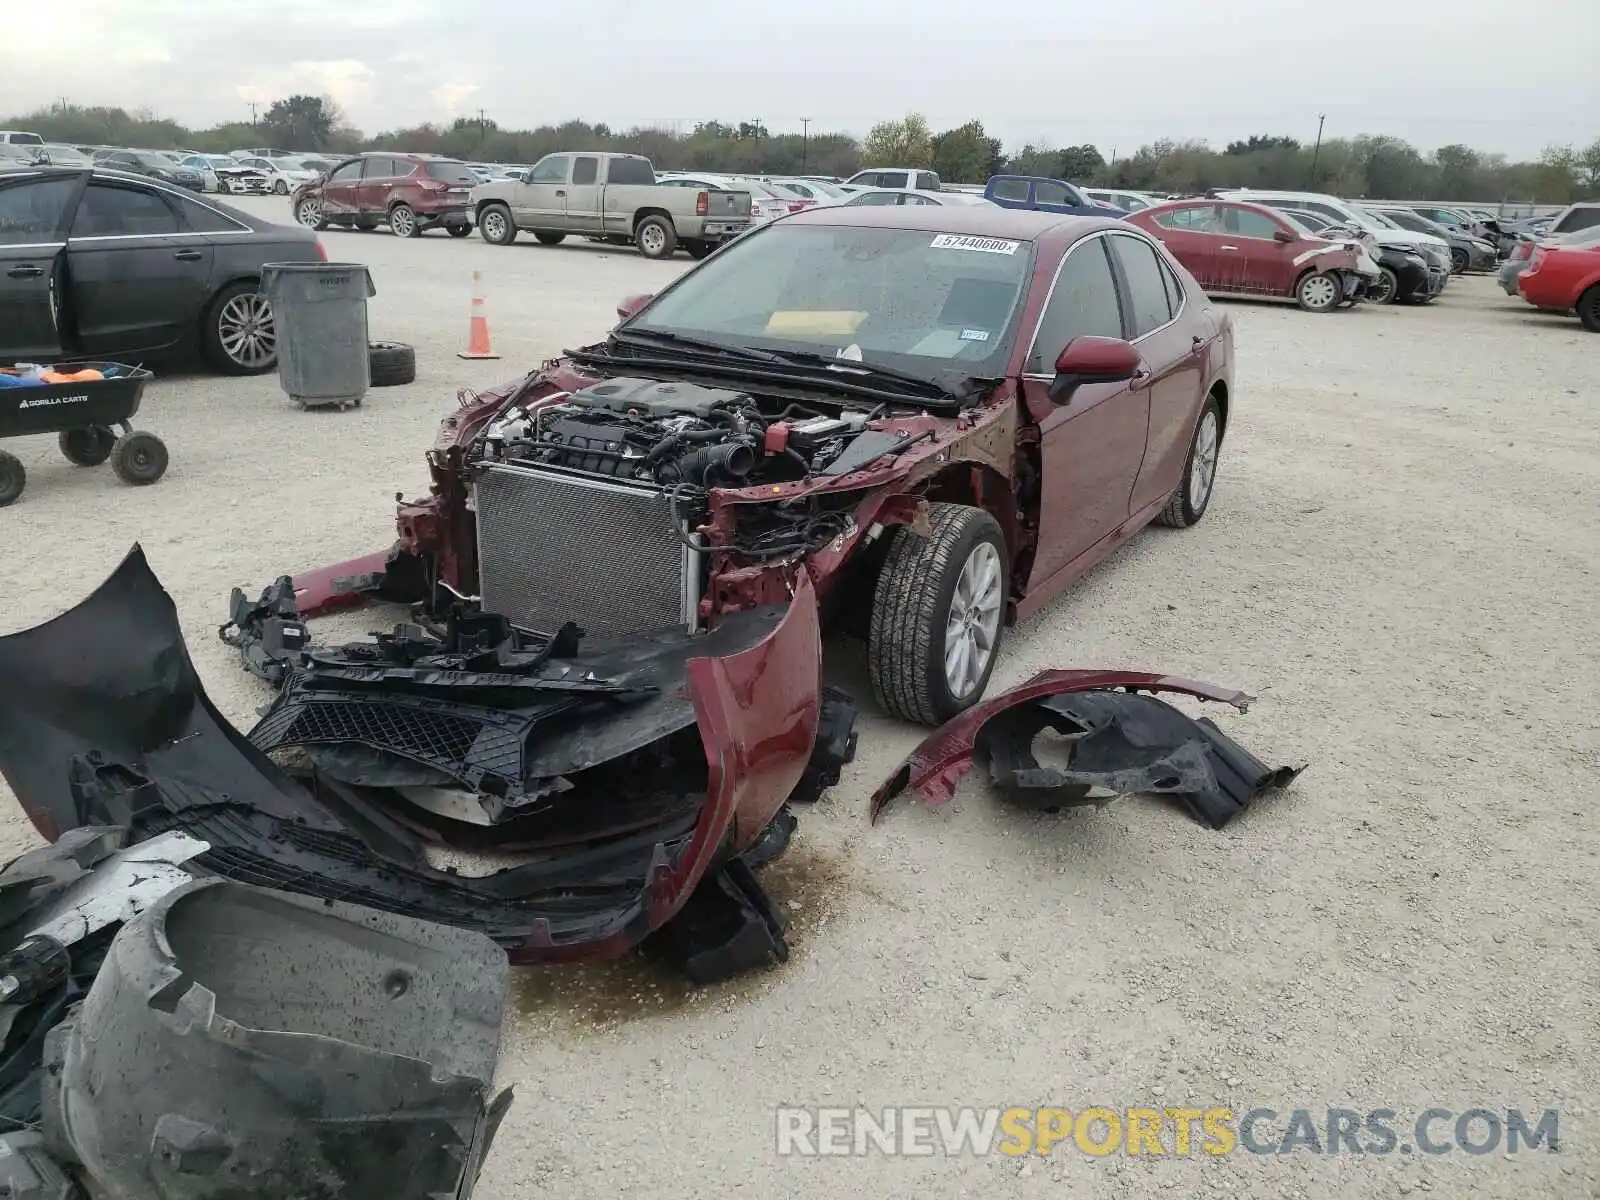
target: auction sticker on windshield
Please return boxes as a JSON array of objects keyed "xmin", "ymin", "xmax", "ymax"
[{"xmin": 930, "ymin": 234, "xmax": 1021, "ymax": 255}]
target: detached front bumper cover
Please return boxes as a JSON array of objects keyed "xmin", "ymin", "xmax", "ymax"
[{"xmin": 871, "ymin": 669, "xmax": 1303, "ymax": 827}]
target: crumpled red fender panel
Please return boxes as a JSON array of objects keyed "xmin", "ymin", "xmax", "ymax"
[{"xmin": 869, "ymin": 670, "xmax": 1254, "ymax": 822}]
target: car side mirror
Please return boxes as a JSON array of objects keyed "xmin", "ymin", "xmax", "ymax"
[
  {"xmin": 1273, "ymin": 228, "xmax": 1295, "ymax": 243},
  {"xmin": 616, "ymin": 293, "xmax": 654, "ymax": 320},
  {"xmin": 1048, "ymin": 336, "xmax": 1142, "ymax": 403}
]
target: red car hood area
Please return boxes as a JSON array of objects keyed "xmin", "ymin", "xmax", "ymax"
[{"xmin": 0, "ymin": 545, "xmax": 831, "ymax": 980}]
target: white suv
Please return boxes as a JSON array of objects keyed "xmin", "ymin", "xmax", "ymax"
[{"xmin": 841, "ymin": 167, "xmax": 942, "ymax": 192}]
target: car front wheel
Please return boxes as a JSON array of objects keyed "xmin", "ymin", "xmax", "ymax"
[
  {"xmin": 295, "ymin": 197, "xmax": 327, "ymax": 230},
  {"xmin": 1295, "ymin": 270, "xmax": 1341, "ymax": 313},
  {"xmin": 1156, "ymin": 395, "xmax": 1222, "ymax": 528},
  {"xmin": 388, "ymin": 204, "xmax": 420, "ymax": 238},
  {"xmin": 868, "ymin": 502, "xmax": 1008, "ymax": 726},
  {"xmin": 1577, "ymin": 284, "xmax": 1600, "ymax": 333}
]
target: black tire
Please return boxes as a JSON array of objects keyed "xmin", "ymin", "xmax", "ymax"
[
  {"xmin": 634, "ymin": 215, "xmax": 677, "ymax": 259},
  {"xmin": 202, "ymin": 281, "xmax": 277, "ymax": 375},
  {"xmin": 533, "ymin": 231, "xmax": 566, "ymax": 246},
  {"xmin": 355, "ymin": 218, "xmax": 379, "ymax": 231},
  {"xmin": 1295, "ymin": 270, "xmax": 1341, "ymax": 313},
  {"xmin": 478, "ymin": 204, "xmax": 517, "ymax": 245},
  {"xmin": 369, "ymin": 341, "xmax": 417, "ymax": 386},
  {"xmin": 388, "ymin": 203, "xmax": 421, "ymax": 238},
  {"xmin": 685, "ymin": 240, "xmax": 715, "ymax": 260},
  {"xmin": 1370, "ymin": 267, "xmax": 1399, "ymax": 305},
  {"xmin": 294, "ymin": 197, "xmax": 327, "ymax": 230},
  {"xmin": 447, "ymin": 223, "xmax": 471, "ymax": 238},
  {"xmin": 1157, "ymin": 394, "xmax": 1223, "ymax": 529},
  {"xmin": 110, "ymin": 432, "xmax": 169, "ymax": 486},
  {"xmin": 1450, "ymin": 248, "xmax": 1469, "ymax": 273},
  {"xmin": 0, "ymin": 451, "xmax": 24, "ymax": 507},
  {"xmin": 59, "ymin": 426, "xmax": 116, "ymax": 466},
  {"xmin": 868, "ymin": 503, "xmax": 1008, "ymax": 726},
  {"xmin": 1577, "ymin": 285, "xmax": 1600, "ymax": 333}
]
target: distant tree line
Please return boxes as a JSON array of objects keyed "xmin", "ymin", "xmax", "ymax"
[{"xmin": 8, "ymin": 98, "xmax": 1599, "ymax": 205}]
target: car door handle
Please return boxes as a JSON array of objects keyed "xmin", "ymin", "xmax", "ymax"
[
  {"xmin": 555, "ymin": 190, "xmax": 566, "ymax": 197},
  {"xmin": 173, "ymin": 249, "xmax": 204, "ymax": 261},
  {"xmin": 1129, "ymin": 367, "xmax": 1153, "ymax": 389},
  {"xmin": 7, "ymin": 265, "xmax": 43, "ymax": 279},
  {"xmin": 1191, "ymin": 335, "xmax": 1207, "ymax": 355},
  {"xmin": 1219, "ymin": 244, "xmax": 1239, "ymax": 251}
]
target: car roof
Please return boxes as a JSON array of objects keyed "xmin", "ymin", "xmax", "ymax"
[
  {"xmin": 0, "ymin": 166, "xmax": 305, "ymax": 233},
  {"xmin": 784, "ymin": 203, "xmax": 1117, "ymax": 245}
]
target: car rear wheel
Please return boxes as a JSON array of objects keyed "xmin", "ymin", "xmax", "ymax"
[
  {"xmin": 533, "ymin": 231, "xmax": 566, "ymax": 246},
  {"xmin": 1295, "ymin": 271, "xmax": 1341, "ymax": 313},
  {"xmin": 1450, "ymin": 248, "xmax": 1469, "ymax": 273},
  {"xmin": 478, "ymin": 204, "xmax": 516, "ymax": 245},
  {"xmin": 446, "ymin": 223, "xmax": 471, "ymax": 238},
  {"xmin": 1578, "ymin": 285, "xmax": 1600, "ymax": 333},
  {"xmin": 1370, "ymin": 267, "xmax": 1400, "ymax": 305},
  {"xmin": 295, "ymin": 197, "xmax": 327, "ymax": 230},
  {"xmin": 203, "ymin": 282, "xmax": 277, "ymax": 375},
  {"xmin": 868, "ymin": 503, "xmax": 1008, "ymax": 726},
  {"xmin": 388, "ymin": 204, "xmax": 420, "ymax": 238},
  {"xmin": 1156, "ymin": 395, "xmax": 1222, "ymax": 529},
  {"xmin": 685, "ymin": 240, "xmax": 715, "ymax": 260},
  {"xmin": 634, "ymin": 216, "xmax": 677, "ymax": 259}
]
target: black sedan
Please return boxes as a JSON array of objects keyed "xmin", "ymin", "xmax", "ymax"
[{"xmin": 0, "ymin": 167, "xmax": 324, "ymax": 374}]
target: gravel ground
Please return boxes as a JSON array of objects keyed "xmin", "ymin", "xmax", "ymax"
[{"xmin": 1, "ymin": 198, "xmax": 1596, "ymax": 1198}]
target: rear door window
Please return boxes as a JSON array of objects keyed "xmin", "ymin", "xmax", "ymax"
[
  {"xmin": 1027, "ymin": 237, "xmax": 1124, "ymax": 372},
  {"xmin": 0, "ymin": 177, "xmax": 79, "ymax": 244},
  {"xmin": 879, "ymin": 171, "xmax": 909, "ymax": 188},
  {"xmin": 72, "ymin": 183, "xmax": 180, "ymax": 237},
  {"xmin": 174, "ymin": 195, "xmax": 247, "ymax": 233},
  {"xmin": 571, "ymin": 156, "xmax": 599, "ymax": 185},
  {"xmin": 991, "ymin": 178, "xmax": 1030, "ymax": 202},
  {"xmin": 1107, "ymin": 234, "xmax": 1174, "ymax": 337},
  {"xmin": 915, "ymin": 172, "xmax": 940, "ymax": 191},
  {"xmin": 605, "ymin": 157, "xmax": 656, "ymax": 185}
]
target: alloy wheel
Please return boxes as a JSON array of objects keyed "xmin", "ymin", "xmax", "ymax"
[
  {"xmin": 943, "ymin": 541, "xmax": 1003, "ymax": 700},
  {"xmin": 390, "ymin": 207, "xmax": 416, "ymax": 237},
  {"xmin": 1188, "ymin": 409, "xmax": 1220, "ymax": 512},
  {"xmin": 296, "ymin": 199, "xmax": 323, "ymax": 227},
  {"xmin": 218, "ymin": 293, "xmax": 276, "ymax": 370}
]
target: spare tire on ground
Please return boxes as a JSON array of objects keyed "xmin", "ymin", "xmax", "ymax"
[{"xmin": 369, "ymin": 341, "xmax": 416, "ymax": 387}]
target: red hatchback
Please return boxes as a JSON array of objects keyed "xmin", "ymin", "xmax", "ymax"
[
  {"xmin": 1517, "ymin": 244, "xmax": 1600, "ymax": 331},
  {"xmin": 1128, "ymin": 199, "xmax": 1367, "ymax": 312},
  {"xmin": 290, "ymin": 153, "xmax": 475, "ymax": 238}
]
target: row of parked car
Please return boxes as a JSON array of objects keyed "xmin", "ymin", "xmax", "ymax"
[
  {"xmin": 1492, "ymin": 203, "xmax": 1600, "ymax": 331},
  {"xmin": 0, "ymin": 135, "xmax": 337, "ymax": 196}
]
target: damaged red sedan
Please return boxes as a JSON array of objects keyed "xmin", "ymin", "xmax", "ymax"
[{"xmin": 313, "ymin": 205, "xmax": 1235, "ymax": 726}]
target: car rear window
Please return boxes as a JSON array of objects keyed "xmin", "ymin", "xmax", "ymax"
[
  {"xmin": 425, "ymin": 161, "xmax": 478, "ymax": 183},
  {"xmin": 1554, "ymin": 207, "xmax": 1600, "ymax": 233},
  {"xmin": 605, "ymin": 157, "xmax": 656, "ymax": 185}
]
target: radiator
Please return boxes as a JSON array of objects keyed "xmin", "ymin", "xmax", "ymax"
[{"xmin": 473, "ymin": 461, "xmax": 700, "ymax": 639}]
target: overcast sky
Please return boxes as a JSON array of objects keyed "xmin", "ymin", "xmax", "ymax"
[{"xmin": 6, "ymin": 0, "xmax": 1596, "ymax": 157}]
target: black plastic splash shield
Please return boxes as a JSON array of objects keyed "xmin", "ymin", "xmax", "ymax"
[{"xmin": 977, "ymin": 690, "xmax": 1303, "ymax": 828}]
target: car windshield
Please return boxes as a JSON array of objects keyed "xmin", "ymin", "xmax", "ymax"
[
  {"xmin": 425, "ymin": 161, "xmax": 478, "ymax": 183},
  {"xmin": 1279, "ymin": 210, "xmax": 1327, "ymax": 233},
  {"xmin": 623, "ymin": 222, "xmax": 1033, "ymax": 392}
]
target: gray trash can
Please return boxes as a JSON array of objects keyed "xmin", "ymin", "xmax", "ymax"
[{"xmin": 261, "ymin": 262, "xmax": 376, "ymax": 410}]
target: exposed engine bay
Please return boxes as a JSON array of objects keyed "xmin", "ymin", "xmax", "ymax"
[
  {"xmin": 472, "ymin": 376, "xmax": 913, "ymax": 639},
  {"xmin": 481, "ymin": 376, "xmax": 882, "ymax": 488}
]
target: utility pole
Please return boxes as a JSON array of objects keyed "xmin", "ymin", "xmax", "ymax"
[
  {"xmin": 477, "ymin": 107, "xmax": 489, "ymax": 153},
  {"xmin": 800, "ymin": 117, "xmax": 811, "ymax": 172},
  {"xmin": 1309, "ymin": 113, "xmax": 1326, "ymax": 187},
  {"xmin": 248, "ymin": 102, "xmax": 259, "ymax": 128}
]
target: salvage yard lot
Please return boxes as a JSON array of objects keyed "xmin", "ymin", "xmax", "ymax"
[{"xmin": 2, "ymin": 194, "xmax": 1597, "ymax": 1198}]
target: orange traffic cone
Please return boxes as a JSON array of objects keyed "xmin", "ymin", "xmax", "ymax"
[{"xmin": 457, "ymin": 270, "xmax": 500, "ymax": 360}]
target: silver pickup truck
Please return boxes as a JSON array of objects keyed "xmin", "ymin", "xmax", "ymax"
[{"xmin": 469, "ymin": 152, "xmax": 752, "ymax": 259}]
